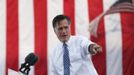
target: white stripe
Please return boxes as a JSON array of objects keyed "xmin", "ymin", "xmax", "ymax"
[
  {"xmin": 103, "ymin": 0, "xmax": 123, "ymax": 75},
  {"xmin": 0, "ymin": 0, "xmax": 6, "ymax": 74},
  {"xmin": 75, "ymin": 0, "xmax": 89, "ymax": 38},
  {"xmin": 47, "ymin": 0, "xmax": 63, "ymax": 75},
  {"xmin": 8, "ymin": 69, "xmax": 19, "ymax": 75},
  {"xmin": 18, "ymin": 0, "xmax": 34, "ymax": 75}
]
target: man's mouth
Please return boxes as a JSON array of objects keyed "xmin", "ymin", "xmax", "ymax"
[{"xmin": 62, "ymin": 35, "xmax": 67, "ymax": 38}]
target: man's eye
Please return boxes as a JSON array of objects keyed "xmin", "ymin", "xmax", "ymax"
[
  {"xmin": 64, "ymin": 26, "xmax": 68, "ymax": 29},
  {"xmin": 58, "ymin": 28, "xmax": 62, "ymax": 30}
]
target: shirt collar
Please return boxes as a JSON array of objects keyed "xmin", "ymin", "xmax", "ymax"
[
  {"xmin": 65, "ymin": 36, "xmax": 71, "ymax": 47},
  {"xmin": 59, "ymin": 35, "xmax": 73, "ymax": 47}
]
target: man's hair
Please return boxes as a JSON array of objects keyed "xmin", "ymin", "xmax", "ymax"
[{"xmin": 52, "ymin": 15, "xmax": 71, "ymax": 28}]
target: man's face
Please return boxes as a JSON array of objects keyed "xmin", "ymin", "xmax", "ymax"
[{"xmin": 54, "ymin": 19, "xmax": 71, "ymax": 42}]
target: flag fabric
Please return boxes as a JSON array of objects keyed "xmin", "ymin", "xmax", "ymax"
[
  {"xmin": 8, "ymin": 69, "xmax": 20, "ymax": 75},
  {"xmin": 0, "ymin": 0, "xmax": 134, "ymax": 75},
  {"xmin": 89, "ymin": 1, "xmax": 134, "ymax": 37}
]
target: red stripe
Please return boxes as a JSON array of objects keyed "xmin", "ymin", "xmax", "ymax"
[
  {"xmin": 6, "ymin": 0, "xmax": 19, "ymax": 74},
  {"xmin": 64, "ymin": 0, "xmax": 75, "ymax": 35},
  {"xmin": 34, "ymin": 0, "xmax": 48, "ymax": 75},
  {"xmin": 121, "ymin": 13, "xmax": 134, "ymax": 75},
  {"xmin": 88, "ymin": 0, "xmax": 106, "ymax": 75}
]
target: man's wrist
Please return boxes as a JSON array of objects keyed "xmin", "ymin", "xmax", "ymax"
[{"xmin": 88, "ymin": 44, "xmax": 95, "ymax": 54}]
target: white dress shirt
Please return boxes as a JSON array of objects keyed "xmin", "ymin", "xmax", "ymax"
[{"xmin": 50, "ymin": 35, "xmax": 98, "ymax": 75}]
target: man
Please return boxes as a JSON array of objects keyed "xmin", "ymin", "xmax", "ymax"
[{"xmin": 50, "ymin": 14, "xmax": 102, "ymax": 75}]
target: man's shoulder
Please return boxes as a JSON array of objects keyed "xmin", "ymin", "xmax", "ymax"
[
  {"xmin": 71, "ymin": 35, "xmax": 88, "ymax": 40},
  {"xmin": 69, "ymin": 35, "xmax": 89, "ymax": 45}
]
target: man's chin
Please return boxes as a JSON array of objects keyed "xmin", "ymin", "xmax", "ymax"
[
  {"xmin": 59, "ymin": 36, "xmax": 70, "ymax": 42},
  {"xmin": 60, "ymin": 39, "xmax": 68, "ymax": 42}
]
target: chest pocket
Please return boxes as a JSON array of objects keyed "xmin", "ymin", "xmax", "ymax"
[{"xmin": 69, "ymin": 46, "xmax": 82, "ymax": 63}]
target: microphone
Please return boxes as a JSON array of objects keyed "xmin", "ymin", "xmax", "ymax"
[{"xmin": 19, "ymin": 53, "xmax": 39, "ymax": 75}]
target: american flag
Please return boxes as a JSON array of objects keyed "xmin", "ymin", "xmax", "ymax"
[
  {"xmin": 0, "ymin": 0, "xmax": 134, "ymax": 75},
  {"xmin": 89, "ymin": 0, "xmax": 134, "ymax": 37}
]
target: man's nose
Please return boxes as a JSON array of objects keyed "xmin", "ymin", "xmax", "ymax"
[{"xmin": 62, "ymin": 28, "xmax": 66, "ymax": 33}]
